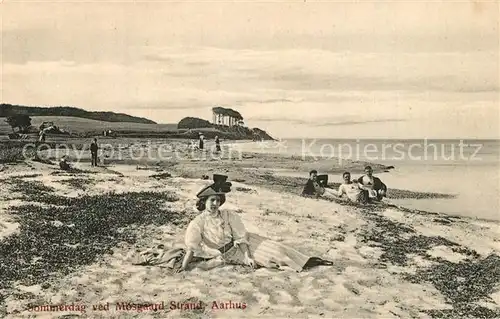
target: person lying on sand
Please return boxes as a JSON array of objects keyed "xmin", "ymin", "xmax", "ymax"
[
  {"xmin": 356, "ymin": 166, "xmax": 387, "ymax": 201},
  {"xmin": 177, "ymin": 176, "xmax": 333, "ymax": 273},
  {"xmin": 301, "ymin": 170, "xmax": 337, "ymax": 199},
  {"xmin": 336, "ymin": 172, "xmax": 368, "ymax": 204}
]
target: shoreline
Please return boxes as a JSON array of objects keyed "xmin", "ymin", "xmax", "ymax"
[{"xmin": 2, "ymin": 138, "xmax": 495, "ymax": 222}]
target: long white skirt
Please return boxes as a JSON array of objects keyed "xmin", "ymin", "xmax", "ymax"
[{"xmin": 221, "ymin": 233, "xmax": 328, "ymax": 272}]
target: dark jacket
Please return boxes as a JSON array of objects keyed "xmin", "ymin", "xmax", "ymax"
[
  {"xmin": 59, "ymin": 160, "xmax": 70, "ymax": 171},
  {"xmin": 302, "ymin": 179, "xmax": 323, "ymax": 196},
  {"xmin": 357, "ymin": 175, "xmax": 387, "ymax": 191},
  {"xmin": 90, "ymin": 142, "xmax": 98, "ymax": 153},
  {"xmin": 302, "ymin": 179, "xmax": 318, "ymax": 196}
]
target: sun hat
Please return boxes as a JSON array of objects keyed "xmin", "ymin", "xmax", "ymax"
[{"xmin": 196, "ymin": 174, "xmax": 232, "ymax": 198}]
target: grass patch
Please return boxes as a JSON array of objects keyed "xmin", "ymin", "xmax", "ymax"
[
  {"xmin": 0, "ymin": 141, "xmax": 62, "ymax": 164},
  {"xmin": 0, "ymin": 189, "xmax": 188, "ymax": 312}
]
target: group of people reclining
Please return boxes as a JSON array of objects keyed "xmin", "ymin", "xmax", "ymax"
[{"xmin": 301, "ymin": 166, "xmax": 387, "ymax": 204}]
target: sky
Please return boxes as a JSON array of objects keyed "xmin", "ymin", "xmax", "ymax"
[{"xmin": 1, "ymin": 1, "xmax": 499, "ymax": 139}]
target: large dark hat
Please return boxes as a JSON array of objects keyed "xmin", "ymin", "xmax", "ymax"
[
  {"xmin": 196, "ymin": 174, "xmax": 232, "ymax": 198},
  {"xmin": 317, "ymin": 174, "xmax": 328, "ymax": 187}
]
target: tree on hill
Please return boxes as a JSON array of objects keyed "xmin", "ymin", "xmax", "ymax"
[
  {"xmin": 177, "ymin": 117, "xmax": 213, "ymax": 129},
  {"xmin": 5, "ymin": 115, "xmax": 32, "ymax": 133},
  {"xmin": 212, "ymin": 107, "xmax": 244, "ymax": 126}
]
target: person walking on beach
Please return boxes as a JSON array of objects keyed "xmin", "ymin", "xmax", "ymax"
[
  {"xmin": 356, "ymin": 166, "xmax": 387, "ymax": 201},
  {"xmin": 177, "ymin": 176, "xmax": 333, "ymax": 272},
  {"xmin": 215, "ymin": 135, "xmax": 221, "ymax": 152},
  {"xmin": 336, "ymin": 172, "xmax": 367, "ymax": 203},
  {"xmin": 90, "ymin": 138, "xmax": 99, "ymax": 167}
]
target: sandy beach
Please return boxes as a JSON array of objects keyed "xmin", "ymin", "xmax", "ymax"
[
  {"xmin": 4, "ymin": 1, "xmax": 499, "ymax": 317},
  {"xmin": 1, "ymin": 140, "xmax": 499, "ymax": 319}
]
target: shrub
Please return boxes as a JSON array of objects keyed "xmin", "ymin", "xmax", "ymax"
[{"xmin": 177, "ymin": 117, "xmax": 213, "ymax": 129}]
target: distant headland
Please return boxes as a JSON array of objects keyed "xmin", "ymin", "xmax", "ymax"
[{"xmin": 0, "ymin": 104, "xmax": 275, "ymax": 141}]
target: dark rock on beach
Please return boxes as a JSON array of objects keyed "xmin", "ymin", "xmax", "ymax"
[{"xmin": 150, "ymin": 172, "xmax": 172, "ymax": 179}]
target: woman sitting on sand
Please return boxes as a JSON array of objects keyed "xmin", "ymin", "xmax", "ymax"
[{"xmin": 178, "ymin": 177, "xmax": 333, "ymax": 272}]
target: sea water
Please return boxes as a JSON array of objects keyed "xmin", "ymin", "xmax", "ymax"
[{"xmin": 235, "ymin": 139, "xmax": 500, "ymax": 221}]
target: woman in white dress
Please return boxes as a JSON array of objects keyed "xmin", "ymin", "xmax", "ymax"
[{"xmin": 178, "ymin": 179, "xmax": 333, "ymax": 272}]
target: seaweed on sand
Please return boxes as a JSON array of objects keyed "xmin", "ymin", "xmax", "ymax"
[
  {"xmin": 5, "ymin": 179, "xmax": 69, "ymax": 206},
  {"xmin": 12, "ymin": 173, "xmax": 43, "ymax": 179},
  {"xmin": 387, "ymin": 188, "xmax": 456, "ymax": 200},
  {"xmin": 150, "ymin": 172, "xmax": 172, "ymax": 179},
  {"xmin": 58, "ymin": 178, "xmax": 96, "ymax": 190},
  {"xmin": 257, "ymin": 173, "xmax": 302, "ymax": 188},
  {"xmin": 327, "ymin": 181, "xmax": 455, "ymax": 200},
  {"xmin": 359, "ymin": 212, "xmax": 473, "ymax": 266},
  {"xmin": 32, "ymin": 155, "xmax": 54, "ymax": 166},
  {"xmin": 0, "ymin": 190, "xmax": 189, "ymax": 314},
  {"xmin": 359, "ymin": 211, "xmax": 500, "ymax": 318},
  {"xmin": 406, "ymin": 255, "xmax": 500, "ymax": 319},
  {"xmin": 7, "ymin": 179, "xmax": 56, "ymax": 196},
  {"xmin": 49, "ymin": 168, "xmax": 100, "ymax": 176},
  {"xmin": 235, "ymin": 187, "xmax": 255, "ymax": 193},
  {"xmin": 0, "ymin": 144, "xmax": 26, "ymax": 163}
]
